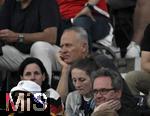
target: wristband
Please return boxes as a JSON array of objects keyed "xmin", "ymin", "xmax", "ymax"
[
  {"xmin": 17, "ymin": 33, "xmax": 24, "ymax": 43},
  {"xmin": 85, "ymin": 3, "xmax": 94, "ymax": 11}
]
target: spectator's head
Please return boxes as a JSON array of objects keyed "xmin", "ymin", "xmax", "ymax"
[
  {"xmin": 71, "ymin": 56, "xmax": 99, "ymax": 97},
  {"xmin": 60, "ymin": 26, "xmax": 89, "ymax": 64},
  {"xmin": 92, "ymin": 68, "xmax": 123, "ymax": 107},
  {"xmin": 18, "ymin": 57, "xmax": 50, "ymax": 91}
]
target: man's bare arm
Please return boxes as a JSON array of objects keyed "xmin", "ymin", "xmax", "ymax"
[
  {"xmin": 132, "ymin": 0, "xmax": 150, "ymax": 43},
  {"xmin": 56, "ymin": 52, "xmax": 71, "ymax": 102},
  {"xmin": 0, "ymin": 27, "xmax": 57, "ymax": 44},
  {"xmin": 141, "ymin": 51, "xmax": 150, "ymax": 73},
  {"xmin": 56, "ymin": 66, "xmax": 70, "ymax": 102}
]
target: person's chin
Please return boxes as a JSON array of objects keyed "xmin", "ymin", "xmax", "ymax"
[
  {"xmin": 64, "ymin": 59, "xmax": 71, "ymax": 64},
  {"xmin": 96, "ymin": 100, "xmax": 104, "ymax": 106},
  {"xmin": 78, "ymin": 90, "xmax": 85, "ymax": 95}
]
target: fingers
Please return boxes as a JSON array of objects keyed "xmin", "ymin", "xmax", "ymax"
[
  {"xmin": 0, "ymin": 29, "xmax": 16, "ymax": 41},
  {"xmin": 0, "ymin": 29, "xmax": 8, "ymax": 33},
  {"xmin": 94, "ymin": 100, "xmax": 121, "ymax": 112},
  {"xmin": 56, "ymin": 51, "xmax": 63, "ymax": 63},
  {"xmin": 0, "ymin": 29, "xmax": 10, "ymax": 35},
  {"xmin": 109, "ymin": 100, "xmax": 121, "ymax": 111},
  {"xmin": 107, "ymin": 100, "xmax": 121, "ymax": 110},
  {"xmin": 0, "ymin": 29, "xmax": 8, "ymax": 37},
  {"xmin": 0, "ymin": 30, "xmax": 8, "ymax": 41},
  {"xmin": 56, "ymin": 51, "xmax": 68, "ymax": 68}
]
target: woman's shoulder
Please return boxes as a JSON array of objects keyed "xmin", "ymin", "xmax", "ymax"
[{"xmin": 66, "ymin": 91, "xmax": 81, "ymax": 104}]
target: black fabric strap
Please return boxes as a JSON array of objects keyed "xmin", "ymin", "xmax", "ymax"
[{"xmin": 85, "ymin": 3, "xmax": 94, "ymax": 11}]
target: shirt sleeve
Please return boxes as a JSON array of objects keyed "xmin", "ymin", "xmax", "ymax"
[
  {"xmin": 65, "ymin": 92, "xmax": 74, "ymax": 115},
  {"xmin": 39, "ymin": 0, "xmax": 60, "ymax": 30}
]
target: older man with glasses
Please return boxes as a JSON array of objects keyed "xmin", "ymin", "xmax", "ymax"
[{"xmin": 91, "ymin": 68, "xmax": 140, "ymax": 116}]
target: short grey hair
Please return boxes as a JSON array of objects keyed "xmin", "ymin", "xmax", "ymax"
[
  {"xmin": 64, "ymin": 26, "xmax": 88, "ymax": 43},
  {"xmin": 91, "ymin": 68, "xmax": 123, "ymax": 91}
]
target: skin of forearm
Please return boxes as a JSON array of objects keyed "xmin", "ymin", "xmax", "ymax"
[
  {"xmin": 19, "ymin": 27, "xmax": 57, "ymax": 44},
  {"xmin": 88, "ymin": 0, "xmax": 100, "ymax": 5},
  {"xmin": 141, "ymin": 52, "xmax": 150, "ymax": 73},
  {"xmin": 133, "ymin": 0, "xmax": 150, "ymax": 43},
  {"xmin": 133, "ymin": 0, "xmax": 150, "ymax": 30},
  {"xmin": 141, "ymin": 63, "xmax": 150, "ymax": 73},
  {"xmin": 56, "ymin": 67, "xmax": 70, "ymax": 102}
]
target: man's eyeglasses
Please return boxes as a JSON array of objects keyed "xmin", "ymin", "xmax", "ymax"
[{"xmin": 93, "ymin": 88, "xmax": 115, "ymax": 95}]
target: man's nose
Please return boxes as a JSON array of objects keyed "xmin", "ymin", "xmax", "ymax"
[
  {"xmin": 61, "ymin": 46, "xmax": 68, "ymax": 52},
  {"xmin": 95, "ymin": 92, "xmax": 103, "ymax": 98},
  {"xmin": 30, "ymin": 74, "xmax": 35, "ymax": 80},
  {"xmin": 75, "ymin": 80, "xmax": 82, "ymax": 88}
]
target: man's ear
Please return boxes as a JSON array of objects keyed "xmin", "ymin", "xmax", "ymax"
[
  {"xmin": 115, "ymin": 90, "xmax": 122, "ymax": 99},
  {"xmin": 82, "ymin": 42, "xmax": 88, "ymax": 53}
]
